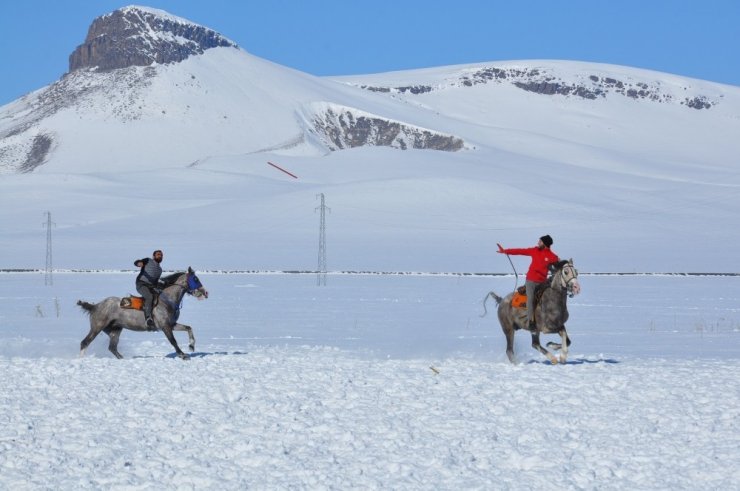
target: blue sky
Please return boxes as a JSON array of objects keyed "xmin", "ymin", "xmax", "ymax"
[{"xmin": 1, "ymin": 0, "xmax": 738, "ymax": 105}]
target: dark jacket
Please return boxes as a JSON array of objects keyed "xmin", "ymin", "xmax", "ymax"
[{"xmin": 135, "ymin": 258, "xmax": 162, "ymax": 286}]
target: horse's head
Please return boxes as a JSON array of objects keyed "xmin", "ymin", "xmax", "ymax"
[
  {"xmin": 186, "ymin": 267, "xmax": 209, "ymax": 300},
  {"xmin": 551, "ymin": 259, "xmax": 581, "ymax": 297}
]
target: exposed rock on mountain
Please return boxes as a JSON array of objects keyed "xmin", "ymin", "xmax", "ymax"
[
  {"xmin": 0, "ymin": 65, "xmax": 156, "ymax": 173},
  {"xmin": 311, "ymin": 105, "xmax": 464, "ymax": 152},
  {"xmin": 0, "ymin": 131, "xmax": 53, "ymax": 174},
  {"xmin": 69, "ymin": 6, "xmax": 237, "ymax": 72},
  {"xmin": 353, "ymin": 65, "xmax": 718, "ymax": 109}
]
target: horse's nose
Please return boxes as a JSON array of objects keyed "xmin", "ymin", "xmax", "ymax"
[{"xmin": 572, "ymin": 282, "xmax": 581, "ymax": 295}]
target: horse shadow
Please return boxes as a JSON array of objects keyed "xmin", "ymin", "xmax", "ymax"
[
  {"xmin": 164, "ymin": 350, "xmax": 250, "ymax": 359},
  {"xmin": 525, "ymin": 357, "xmax": 620, "ymax": 366}
]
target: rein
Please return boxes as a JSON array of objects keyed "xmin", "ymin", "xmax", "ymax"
[{"xmin": 159, "ymin": 273, "xmax": 198, "ymax": 320}]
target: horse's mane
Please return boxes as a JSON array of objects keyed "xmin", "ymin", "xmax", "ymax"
[{"xmin": 160, "ymin": 271, "xmax": 186, "ymax": 287}]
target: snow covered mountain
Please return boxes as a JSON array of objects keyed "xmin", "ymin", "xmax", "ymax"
[
  {"xmin": 0, "ymin": 6, "xmax": 739, "ymax": 273},
  {"xmin": 0, "ymin": 6, "xmax": 465, "ymax": 174}
]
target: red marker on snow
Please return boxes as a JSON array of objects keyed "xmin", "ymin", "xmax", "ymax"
[{"xmin": 267, "ymin": 161, "xmax": 298, "ymax": 179}]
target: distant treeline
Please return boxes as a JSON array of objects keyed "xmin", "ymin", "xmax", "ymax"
[{"xmin": 1, "ymin": 269, "xmax": 739, "ymax": 277}]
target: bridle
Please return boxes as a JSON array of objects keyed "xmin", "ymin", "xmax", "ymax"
[
  {"xmin": 555, "ymin": 262, "xmax": 580, "ymax": 297},
  {"xmin": 186, "ymin": 272, "xmax": 206, "ymax": 296},
  {"xmin": 156, "ymin": 271, "xmax": 207, "ymax": 321}
]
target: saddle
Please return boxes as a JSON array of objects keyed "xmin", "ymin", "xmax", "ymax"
[
  {"xmin": 510, "ymin": 283, "xmax": 548, "ymax": 310},
  {"xmin": 120, "ymin": 295, "xmax": 158, "ymax": 310}
]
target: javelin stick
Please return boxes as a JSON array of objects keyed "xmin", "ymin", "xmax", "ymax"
[
  {"xmin": 507, "ymin": 252, "xmax": 519, "ymax": 291},
  {"xmin": 498, "ymin": 243, "xmax": 519, "ymax": 291},
  {"xmin": 482, "ymin": 244, "xmax": 520, "ymax": 317},
  {"xmin": 267, "ymin": 161, "xmax": 298, "ymax": 179}
]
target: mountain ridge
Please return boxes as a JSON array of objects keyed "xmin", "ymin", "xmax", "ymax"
[
  {"xmin": 1, "ymin": 6, "xmax": 738, "ymax": 175},
  {"xmin": 336, "ymin": 60, "xmax": 724, "ymax": 110}
]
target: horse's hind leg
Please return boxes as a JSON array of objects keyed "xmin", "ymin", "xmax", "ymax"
[
  {"xmin": 531, "ymin": 331, "xmax": 558, "ymax": 364},
  {"xmin": 80, "ymin": 320, "xmax": 108, "ymax": 357},
  {"xmin": 504, "ymin": 326, "xmax": 517, "ymax": 364},
  {"xmin": 499, "ymin": 314, "xmax": 517, "ymax": 364},
  {"xmin": 172, "ymin": 323, "xmax": 195, "ymax": 352},
  {"xmin": 104, "ymin": 326, "xmax": 124, "ymax": 359}
]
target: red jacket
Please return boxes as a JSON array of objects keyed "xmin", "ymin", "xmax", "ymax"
[{"xmin": 502, "ymin": 247, "xmax": 559, "ymax": 283}]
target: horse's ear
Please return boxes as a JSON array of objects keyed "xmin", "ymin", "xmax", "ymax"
[{"xmin": 188, "ymin": 266, "xmax": 193, "ymax": 274}]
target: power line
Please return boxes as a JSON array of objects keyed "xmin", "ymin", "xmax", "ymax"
[{"xmin": 315, "ymin": 193, "xmax": 330, "ymax": 286}]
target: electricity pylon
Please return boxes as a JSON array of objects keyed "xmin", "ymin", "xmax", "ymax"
[
  {"xmin": 315, "ymin": 194, "xmax": 330, "ymax": 286},
  {"xmin": 43, "ymin": 211, "xmax": 55, "ymax": 286}
]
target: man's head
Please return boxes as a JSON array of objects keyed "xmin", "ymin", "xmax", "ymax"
[
  {"xmin": 153, "ymin": 250, "xmax": 163, "ymax": 263},
  {"xmin": 539, "ymin": 235, "xmax": 553, "ymax": 248}
]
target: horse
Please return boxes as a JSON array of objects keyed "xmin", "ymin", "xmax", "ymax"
[
  {"xmin": 77, "ymin": 267, "xmax": 209, "ymax": 360},
  {"xmin": 484, "ymin": 259, "xmax": 581, "ymax": 364}
]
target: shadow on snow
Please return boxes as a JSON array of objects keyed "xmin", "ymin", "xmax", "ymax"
[{"xmin": 525, "ymin": 357, "xmax": 620, "ymax": 365}]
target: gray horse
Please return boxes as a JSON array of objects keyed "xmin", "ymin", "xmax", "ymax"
[
  {"xmin": 485, "ymin": 259, "xmax": 581, "ymax": 364},
  {"xmin": 77, "ymin": 267, "xmax": 209, "ymax": 360}
]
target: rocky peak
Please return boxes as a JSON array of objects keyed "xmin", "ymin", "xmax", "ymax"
[{"xmin": 68, "ymin": 5, "xmax": 237, "ymax": 72}]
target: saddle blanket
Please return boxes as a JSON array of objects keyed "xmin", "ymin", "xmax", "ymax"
[
  {"xmin": 120, "ymin": 296, "xmax": 144, "ymax": 310},
  {"xmin": 511, "ymin": 291, "xmax": 527, "ymax": 309}
]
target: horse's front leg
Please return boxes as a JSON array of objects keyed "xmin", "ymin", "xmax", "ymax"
[
  {"xmin": 557, "ymin": 328, "xmax": 569, "ymax": 364},
  {"xmin": 531, "ymin": 331, "xmax": 558, "ymax": 364},
  {"xmin": 161, "ymin": 324, "xmax": 190, "ymax": 360},
  {"xmin": 172, "ymin": 323, "xmax": 196, "ymax": 352},
  {"xmin": 545, "ymin": 328, "xmax": 572, "ymax": 363}
]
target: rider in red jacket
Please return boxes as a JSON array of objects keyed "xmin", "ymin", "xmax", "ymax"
[{"xmin": 497, "ymin": 235, "xmax": 559, "ymax": 330}]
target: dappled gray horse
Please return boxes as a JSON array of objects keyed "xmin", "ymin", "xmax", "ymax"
[
  {"xmin": 485, "ymin": 259, "xmax": 581, "ymax": 364},
  {"xmin": 78, "ymin": 268, "xmax": 208, "ymax": 360}
]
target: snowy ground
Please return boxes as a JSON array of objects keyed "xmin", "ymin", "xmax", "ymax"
[{"xmin": 1, "ymin": 272, "xmax": 739, "ymax": 489}]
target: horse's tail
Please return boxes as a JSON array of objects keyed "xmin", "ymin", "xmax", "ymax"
[
  {"xmin": 77, "ymin": 300, "xmax": 96, "ymax": 315},
  {"xmin": 480, "ymin": 291, "xmax": 503, "ymax": 318}
]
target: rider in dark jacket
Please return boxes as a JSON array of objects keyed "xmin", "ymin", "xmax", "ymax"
[{"xmin": 134, "ymin": 250, "xmax": 163, "ymax": 329}]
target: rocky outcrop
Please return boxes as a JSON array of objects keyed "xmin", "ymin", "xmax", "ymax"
[
  {"xmin": 0, "ymin": 131, "xmax": 54, "ymax": 174},
  {"xmin": 19, "ymin": 134, "xmax": 54, "ymax": 173},
  {"xmin": 353, "ymin": 65, "xmax": 718, "ymax": 110},
  {"xmin": 0, "ymin": 64, "xmax": 159, "ymax": 174},
  {"xmin": 69, "ymin": 6, "xmax": 237, "ymax": 72},
  {"xmin": 311, "ymin": 105, "xmax": 464, "ymax": 152}
]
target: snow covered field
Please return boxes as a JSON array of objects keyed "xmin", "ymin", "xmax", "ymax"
[
  {"xmin": 1, "ymin": 272, "xmax": 738, "ymax": 488},
  {"xmin": 2, "ymin": 6, "xmax": 738, "ymax": 488}
]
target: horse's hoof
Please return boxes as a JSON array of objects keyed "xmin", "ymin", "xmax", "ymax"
[
  {"xmin": 547, "ymin": 355, "xmax": 558, "ymax": 365},
  {"xmin": 189, "ymin": 345, "xmax": 195, "ymax": 352},
  {"xmin": 179, "ymin": 353, "xmax": 191, "ymax": 360},
  {"xmin": 559, "ymin": 355, "xmax": 567, "ymax": 364}
]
